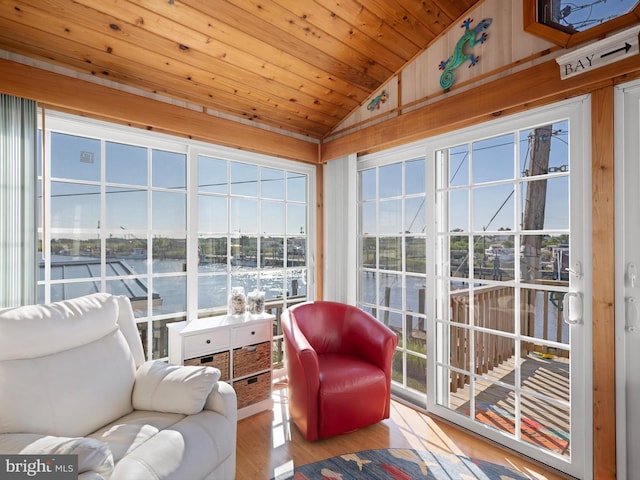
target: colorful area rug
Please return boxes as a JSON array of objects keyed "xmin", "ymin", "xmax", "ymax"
[{"xmin": 273, "ymin": 448, "xmax": 531, "ymax": 479}]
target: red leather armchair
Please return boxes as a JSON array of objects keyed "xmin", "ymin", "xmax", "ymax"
[{"xmin": 281, "ymin": 301, "xmax": 398, "ymax": 441}]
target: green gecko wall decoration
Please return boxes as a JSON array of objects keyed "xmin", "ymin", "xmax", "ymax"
[
  {"xmin": 439, "ymin": 18, "xmax": 492, "ymax": 90},
  {"xmin": 367, "ymin": 90, "xmax": 387, "ymax": 111}
]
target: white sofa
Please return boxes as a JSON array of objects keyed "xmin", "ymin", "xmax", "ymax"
[{"xmin": 0, "ymin": 293, "xmax": 237, "ymax": 480}]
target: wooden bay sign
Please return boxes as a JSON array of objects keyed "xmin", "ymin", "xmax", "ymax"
[{"xmin": 556, "ymin": 24, "xmax": 640, "ymax": 80}]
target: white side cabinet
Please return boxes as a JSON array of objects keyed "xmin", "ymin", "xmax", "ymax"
[{"xmin": 167, "ymin": 313, "xmax": 274, "ymax": 420}]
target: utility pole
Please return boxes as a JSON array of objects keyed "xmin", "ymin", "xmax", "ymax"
[{"xmin": 521, "ymin": 125, "xmax": 552, "ymax": 281}]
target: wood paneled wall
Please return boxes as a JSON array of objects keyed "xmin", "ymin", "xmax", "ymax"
[{"xmin": 328, "ymin": 0, "xmax": 554, "ymax": 139}]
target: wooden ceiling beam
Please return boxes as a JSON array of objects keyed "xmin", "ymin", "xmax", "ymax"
[
  {"xmin": 273, "ymin": 0, "xmax": 410, "ymax": 67},
  {"xmin": 363, "ymin": 0, "xmax": 446, "ymax": 42},
  {"xmin": 0, "ymin": 58, "xmax": 319, "ymax": 163},
  {"xmin": 321, "ymin": 53, "xmax": 640, "ymax": 161}
]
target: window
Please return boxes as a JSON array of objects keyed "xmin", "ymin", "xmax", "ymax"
[
  {"xmin": 524, "ymin": 0, "xmax": 640, "ymax": 47},
  {"xmin": 38, "ymin": 112, "xmax": 315, "ymax": 366},
  {"xmin": 197, "ymin": 154, "xmax": 310, "ymax": 370},
  {"xmin": 358, "ymin": 156, "xmax": 428, "ymax": 406}
]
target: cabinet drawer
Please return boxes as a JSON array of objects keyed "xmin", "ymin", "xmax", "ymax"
[
  {"xmin": 233, "ymin": 341, "xmax": 271, "ymax": 378},
  {"xmin": 183, "ymin": 330, "xmax": 229, "ymax": 359},
  {"xmin": 233, "ymin": 371, "xmax": 271, "ymax": 410},
  {"xmin": 231, "ymin": 321, "xmax": 270, "ymax": 347},
  {"xmin": 184, "ymin": 351, "xmax": 230, "ymax": 381}
]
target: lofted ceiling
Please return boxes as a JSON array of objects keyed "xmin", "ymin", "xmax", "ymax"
[{"xmin": 0, "ymin": 0, "xmax": 480, "ymax": 140}]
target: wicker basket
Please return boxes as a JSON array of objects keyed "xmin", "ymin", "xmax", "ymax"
[
  {"xmin": 184, "ymin": 350, "xmax": 230, "ymax": 381},
  {"xmin": 233, "ymin": 371, "xmax": 271, "ymax": 409},
  {"xmin": 233, "ymin": 341, "xmax": 271, "ymax": 378}
]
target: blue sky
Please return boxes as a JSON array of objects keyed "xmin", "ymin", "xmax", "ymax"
[
  {"xmin": 46, "ymin": 132, "xmax": 307, "ymax": 235},
  {"xmin": 360, "ymin": 121, "xmax": 570, "ymax": 235},
  {"xmin": 551, "ymin": 0, "xmax": 637, "ymax": 30}
]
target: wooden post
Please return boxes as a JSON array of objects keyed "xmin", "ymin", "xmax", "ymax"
[
  {"xmin": 384, "ymin": 286, "xmax": 391, "ymax": 326},
  {"xmin": 316, "ymin": 164, "xmax": 324, "ymax": 300},
  {"xmin": 418, "ymin": 288, "xmax": 425, "ymax": 331},
  {"xmin": 405, "ymin": 314, "xmax": 413, "ymax": 336},
  {"xmin": 591, "ymin": 86, "xmax": 616, "ymax": 480}
]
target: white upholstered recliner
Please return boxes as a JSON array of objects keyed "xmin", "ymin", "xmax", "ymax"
[{"xmin": 0, "ymin": 293, "xmax": 237, "ymax": 480}]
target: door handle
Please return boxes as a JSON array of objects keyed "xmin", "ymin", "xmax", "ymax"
[
  {"xmin": 567, "ymin": 261, "xmax": 583, "ymax": 279},
  {"xmin": 563, "ymin": 292, "xmax": 583, "ymax": 325},
  {"xmin": 628, "ymin": 263, "xmax": 638, "ymax": 288},
  {"xmin": 626, "ymin": 296, "xmax": 640, "ymax": 333}
]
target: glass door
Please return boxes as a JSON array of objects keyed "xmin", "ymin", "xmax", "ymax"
[
  {"xmin": 615, "ymin": 80, "xmax": 640, "ymax": 479},
  {"xmin": 428, "ymin": 99, "xmax": 591, "ymax": 478}
]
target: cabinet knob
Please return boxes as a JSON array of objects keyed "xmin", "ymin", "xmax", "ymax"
[
  {"xmin": 206, "ymin": 339, "xmax": 211, "ymax": 344},
  {"xmin": 251, "ymin": 331, "xmax": 255, "ymax": 335}
]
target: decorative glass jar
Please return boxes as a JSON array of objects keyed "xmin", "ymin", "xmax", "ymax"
[
  {"xmin": 247, "ymin": 290, "xmax": 265, "ymax": 315},
  {"xmin": 228, "ymin": 286, "xmax": 246, "ymax": 316}
]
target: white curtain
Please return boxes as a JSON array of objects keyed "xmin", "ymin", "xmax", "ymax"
[
  {"xmin": 323, "ymin": 154, "xmax": 357, "ymax": 304},
  {"xmin": 0, "ymin": 94, "xmax": 37, "ymax": 308}
]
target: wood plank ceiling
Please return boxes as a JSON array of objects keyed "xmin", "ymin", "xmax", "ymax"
[{"xmin": 0, "ymin": 0, "xmax": 480, "ymax": 140}]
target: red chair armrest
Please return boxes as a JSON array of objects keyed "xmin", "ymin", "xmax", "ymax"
[{"xmin": 281, "ymin": 308, "xmax": 321, "ymax": 440}]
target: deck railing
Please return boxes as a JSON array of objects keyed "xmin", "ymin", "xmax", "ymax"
[
  {"xmin": 520, "ymin": 283, "xmax": 567, "ymax": 358},
  {"xmin": 449, "ymin": 284, "xmax": 566, "ymax": 393}
]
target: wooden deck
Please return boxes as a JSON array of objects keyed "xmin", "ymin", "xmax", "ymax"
[{"xmin": 447, "ymin": 352, "xmax": 571, "ymax": 458}]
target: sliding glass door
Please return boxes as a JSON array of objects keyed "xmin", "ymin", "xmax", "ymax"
[{"xmin": 358, "ymin": 98, "xmax": 591, "ymax": 478}]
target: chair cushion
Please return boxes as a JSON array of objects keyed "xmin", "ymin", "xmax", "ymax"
[
  {"xmin": 132, "ymin": 361, "xmax": 220, "ymax": 415},
  {"xmin": 317, "ymin": 353, "xmax": 388, "ymax": 439},
  {"xmin": 88, "ymin": 410, "xmax": 186, "ymax": 463},
  {"xmin": 114, "ymin": 295, "xmax": 146, "ymax": 368},
  {"xmin": 0, "ymin": 294, "xmax": 136, "ymax": 437},
  {"xmin": 291, "ymin": 302, "xmax": 350, "ymax": 354},
  {"xmin": 91, "ymin": 410, "xmax": 234, "ymax": 480},
  {"xmin": 0, "ymin": 330, "xmax": 136, "ymax": 437},
  {"xmin": 0, "ymin": 293, "xmax": 119, "ymax": 360}
]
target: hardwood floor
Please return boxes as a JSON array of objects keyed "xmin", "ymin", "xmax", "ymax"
[{"xmin": 235, "ymin": 380, "xmax": 572, "ymax": 479}]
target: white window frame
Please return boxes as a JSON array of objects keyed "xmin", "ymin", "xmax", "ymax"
[{"xmin": 39, "ymin": 110, "xmax": 316, "ymax": 367}]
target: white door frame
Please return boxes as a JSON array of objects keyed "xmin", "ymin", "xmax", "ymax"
[
  {"xmin": 614, "ymin": 79, "xmax": 640, "ymax": 480},
  {"xmin": 424, "ymin": 97, "xmax": 593, "ymax": 479}
]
